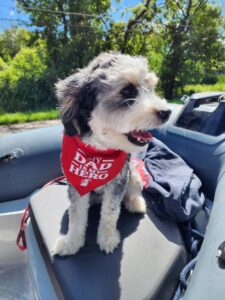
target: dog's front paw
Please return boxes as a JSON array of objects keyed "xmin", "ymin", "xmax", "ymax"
[
  {"xmin": 97, "ymin": 228, "xmax": 121, "ymax": 254},
  {"xmin": 52, "ymin": 235, "xmax": 84, "ymax": 256},
  {"xmin": 125, "ymin": 195, "xmax": 147, "ymax": 213}
]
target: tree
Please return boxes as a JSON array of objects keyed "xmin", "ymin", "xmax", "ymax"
[
  {"xmin": 7, "ymin": 0, "xmax": 225, "ymax": 105},
  {"xmin": 0, "ymin": 57, "xmax": 8, "ymax": 71},
  {"xmin": 106, "ymin": 0, "xmax": 225, "ymax": 99},
  {"xmin": 159, "ymin": 0, "xmax": 225, "ymax": 99},
  {"xmin": 0, "ymin": 40, "xmax": 50, "ymax": 112},
  {"xmin": 0, "ymin": 27, "xmax": 36, "ymax": 61},
  {"xmin": 17, "ymin": 0, "xmax": 110, "ymax": 76},
  {"xmin": 105, "ymin": 0, "xmax": 160, "ymax": 55}
]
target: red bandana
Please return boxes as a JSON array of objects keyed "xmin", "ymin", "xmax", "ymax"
[{"xmin": 61, "ymin": 134, "xmax": 128, "ymax": 196}]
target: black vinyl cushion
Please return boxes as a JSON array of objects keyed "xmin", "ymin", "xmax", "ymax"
[{"xmin": 29, "ymin": 184, "xmax": 186, "ymax": 300}]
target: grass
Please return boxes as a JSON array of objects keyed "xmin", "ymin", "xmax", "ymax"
[
  {"xmin": 0, "ymin": 109, "xmax": 59, "ymax": 125},
  {"xmin": 171, "ymin": 98, "xmax": 182, "ymax": 104}
]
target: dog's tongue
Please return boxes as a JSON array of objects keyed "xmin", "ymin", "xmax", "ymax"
[{"xmin": 130, "ymin": 130, "xmax": 152, "ymax": 142}]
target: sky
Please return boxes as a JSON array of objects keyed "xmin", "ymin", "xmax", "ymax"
[
  {"xmin": 0, "ymin": 0, "xmax": 225, "ymax": 32},
  {"xmin": 0, "ymin": 0, "xmax": 140, "ymax": 32}
]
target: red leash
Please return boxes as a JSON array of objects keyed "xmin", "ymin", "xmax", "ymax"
[
  {"xmin": 43, "ymin": 175, "xmax": 66, "ymax": 188},
  {"xmin": 16, "ymin": 176, "xmax": 66, "ymax": 251},
  {"xmin": 16, "ymin": 207, "xmax": 30, "ymax": 251}
]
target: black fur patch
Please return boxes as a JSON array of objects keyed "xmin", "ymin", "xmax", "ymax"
[
  {"xmin": 63, "ymin": 120, "xmax": 77, "ymax": 137},
  {"xmin": 92, "ymin": 64, "xmax": 100, "ymax": 71},
  {"xmin": 75, "ymin": 80, "xmax": 99, "ymax": 137},
  {"xmin": 61, "ymin": 79, "xmax": 99, "ymax": 137},
  {"xmin": 99, "ymin": 73, "xmax": 107, "ymax": 80}
]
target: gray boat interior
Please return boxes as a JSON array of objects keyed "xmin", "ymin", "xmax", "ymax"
[{"xmin": 1, "ymin": 92, "xmax": 225, "ymax": 300}]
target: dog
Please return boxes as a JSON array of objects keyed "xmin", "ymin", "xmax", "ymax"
[{"xmin": 52, "ymin": 51, "xmax": 171, "ymax": 256}]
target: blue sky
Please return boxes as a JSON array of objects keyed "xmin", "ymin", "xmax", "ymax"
[
  {"xmin": 0, "ymin": 0, "xmax": 140, "ymax": 31},
  {"xmin": 0, "ymin": 0, "xmax": 224, "ymax": 32},
  {"xmin": 0, "ymin": 0, "xmax": 139, "ymax": 31}
]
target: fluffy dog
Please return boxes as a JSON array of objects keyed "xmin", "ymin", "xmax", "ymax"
[{"xmin": 52, "ymin": 52, "xmax": 171, "ymax": 256}]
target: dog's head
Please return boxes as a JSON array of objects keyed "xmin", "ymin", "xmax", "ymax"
[{"xmin": 56, "ymin": 52, "xmax": 171, "ymax": 152}]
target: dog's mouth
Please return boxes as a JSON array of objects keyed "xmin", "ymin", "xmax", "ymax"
[{"xmin": 125, "ymin": 130, "xmax": 152, "ymax": 146}]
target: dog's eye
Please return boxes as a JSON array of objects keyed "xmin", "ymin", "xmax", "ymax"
[{"xmin": 120, "ymin": 84, "xmax": 138, "ymax": 100}]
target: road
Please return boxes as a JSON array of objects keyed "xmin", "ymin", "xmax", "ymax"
[{"xmin": 0, "ymin": 119, "xmax": 60, "ymax": 135}]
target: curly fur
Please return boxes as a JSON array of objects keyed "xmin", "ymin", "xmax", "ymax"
[{"xmin": 52, "ymin": 51, "xmax": 171, "ymax": 256}]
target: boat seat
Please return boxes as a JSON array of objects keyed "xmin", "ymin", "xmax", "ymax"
[{"xmin": 28, "ymin": 184, "xmax": 187, "ymax": 300}]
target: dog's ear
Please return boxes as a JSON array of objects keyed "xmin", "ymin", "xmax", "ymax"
[
  {"xmin": 55, "ymin": 72, "xmax": 99, "ymax": 137},
  {"xmin": 75, "ymin": 81, "xmax": 99, "ymax": 136},
  {"xmin": 55, "ymin": 73, "xmax": 82, "ymax": 136},
  {"xmin": 146, "ymin": 72, "xmax": 159, "ymax": 89}
]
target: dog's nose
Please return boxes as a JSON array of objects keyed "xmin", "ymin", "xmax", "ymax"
[{"xmin": 157, "ymin": 109, "xmax": 171, "ymax": 121}]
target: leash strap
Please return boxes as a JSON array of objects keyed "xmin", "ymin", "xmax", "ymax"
[
  {"xmin": 16, "ymin": 207, "xmax": 30, "ymax": 251},
  {"xmin": 16, "ymin": 176, "xmax": 66, "ymax": 251}
]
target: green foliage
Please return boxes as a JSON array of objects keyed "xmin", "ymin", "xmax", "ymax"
[
  {"xmin": 17, "ymin": 0, "xmax": 110, "ymax": 77},
  {"xmin": 146, "ymin": 35, "xmax": 166, "ymax": 74},
  {"xmin": 184, "ymin": 83, "xmax": 225, "ymax": 94},
  {"xmin": 201, "ymin": 74, "xmax": 218, "ymax": 85},
  {"xmin": 106, "ymin": 0, "xmax": 225, "ymax": 100},
  {"xmin": 105, "ymin": 0, "xmax": 160, "ymax": 54},
  {"xmin": 171, "ymin": 98, "xmax": 183, "ymax": 104},
  {"xmin": 8, "ymin": 43, "xmax": 47, "ymax": 82},
  {"xmin": 0, "ymin": 109, "xmax": 59, "ymax": 125},
  {"xmin": 0, "ymin": 27, "xmax": 36, "ymax": 61},
  {"xmin": 0, "ymin": 57, "xmax": 8, "ymax": 71},
  {"xmin": 160, "ymin": 0, "xmax": 225, "ymax": 99},
  {"xmin": 218, "ymin": 74, "xmax": 225, "ymax": 83},
  {"xmin": 0, "ymin": 0, "xmax": 224, "ymax": 113},
  {"xmin": 0, "ymin": 0, "xmax": 112, "ymax": 113},
  {"xmin": 184, "ymin": 73, "xmax": 225, "ymax": 94},
  {"xmin": 0, "ymin": 41, "xmax": 55, "ymax": 112}
]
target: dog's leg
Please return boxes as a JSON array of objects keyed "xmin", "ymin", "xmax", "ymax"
[
  {"xmin": 97, "ymin": 163, "xmax": 129, "ymax": 254},
  {"xmin": 52, "ymin": 184, "xmax": 90, "ymax": 256},
  {"xmin": 123, "ymin": 162, "xmax": 146, "ymax": 213}
]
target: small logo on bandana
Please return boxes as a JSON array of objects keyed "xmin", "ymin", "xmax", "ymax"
[
  {"xmin": 81, "ymin": 179, "xmax": 91, "ymax": 187},
  {"xmin": 61, "ymin": 135, "xmax": 128, "ymax": 196}
]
